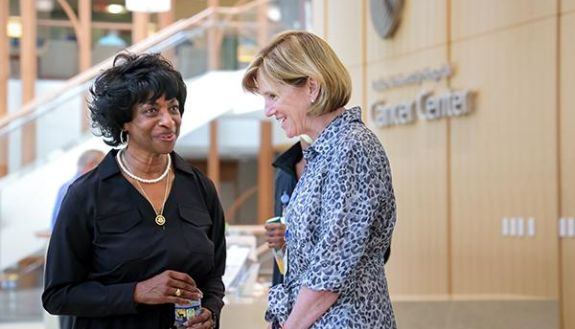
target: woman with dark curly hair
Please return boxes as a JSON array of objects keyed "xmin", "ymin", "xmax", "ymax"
[{"xmin": 42, "ymin": 53, "xmax": 226, "ymax": 329}]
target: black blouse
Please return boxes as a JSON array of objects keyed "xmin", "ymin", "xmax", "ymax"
[{"xmin": 42, "ymin": 150, "xmax": 226, "ymax": 329}]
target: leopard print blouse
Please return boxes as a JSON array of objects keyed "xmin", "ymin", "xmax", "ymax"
[{"xmin": 265, "ymin": 107, "xmax": 397, "ymax": 328}]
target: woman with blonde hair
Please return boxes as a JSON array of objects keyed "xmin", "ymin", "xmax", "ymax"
[{"xmin": 243, "ymin": 31, "xmax": 397, "ymax": 329}]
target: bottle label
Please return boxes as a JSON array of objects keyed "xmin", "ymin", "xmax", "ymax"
[{"xmin": 174, "ymin": 300, "xmax": 201, "ymax": 327}]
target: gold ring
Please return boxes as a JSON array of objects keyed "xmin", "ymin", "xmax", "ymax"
[{"xmin": 175, "ymin": 288, "xmax": 182, "ymax": 297}]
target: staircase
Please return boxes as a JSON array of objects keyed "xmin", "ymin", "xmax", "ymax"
[{"xmin": 0, "ymin": 1, "xmax": 280, "ymax": 273}]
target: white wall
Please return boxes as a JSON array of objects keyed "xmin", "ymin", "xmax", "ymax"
[
  {"xmin": 7, "ymin": 79, "xmax": 84, "ymax": 172},
  {"xmin": 0, "ymin": 137, "xmax": 110, "ymax": 270}
]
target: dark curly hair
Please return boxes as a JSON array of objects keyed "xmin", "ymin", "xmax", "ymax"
[{"xmin": 88, "ymin": 52, "xmax": 187, "ymax": 147}]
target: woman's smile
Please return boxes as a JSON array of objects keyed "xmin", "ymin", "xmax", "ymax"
[{"xmin": 158, "ymin": 131, "xmax": 176, "ymax": 142}]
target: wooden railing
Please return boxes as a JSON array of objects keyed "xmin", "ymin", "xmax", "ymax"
[
  {"xmin": 225, "ymin": 185, "xmax": 258, "ymax": 223},
  {"xmin": 0, "ymin": 0, "xmax": 272, "ymax": 136}
]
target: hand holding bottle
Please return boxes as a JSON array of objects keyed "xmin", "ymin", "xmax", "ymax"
[
  {"xmin": 265, "ymin": 218, "xmax": 286, "ymax": 249},
  {"xmin": 265, "ymin": 216, "xmax": 287, "ymax": 275}
]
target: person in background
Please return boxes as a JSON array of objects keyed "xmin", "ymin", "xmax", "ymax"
[
  {"xmin": 243, "ymin": 31, "xmax": 397, "ymax": 328},
  {"xmin": 50, "ymin": 149, "xmax": 105, "ymax": 230},
  {"xmin": 49, "ymin": 149, "xmax": 104, "ymax": 329},
  {"xmin": 43, "ymin": 52, "xmax": 225, "ymax": 329},
  {"xmin": 265, "ymin": 141, "xmax": 306, "ymax": 287},
  {"xmin": 97, "ymin": 29, "xmax": 127, "ymax": 47}
]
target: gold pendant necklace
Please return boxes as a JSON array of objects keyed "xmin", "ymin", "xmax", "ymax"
[
  {"xmin": 155, "ymin": 214, "xmax": 166, "ymax": 226},
  {"xmin": 134, "ymin": 171, "xmax": 171, "ymax": 226},
  {"xmin": 120, "ymin": 154, "xmax": 171, "ymax": 226}
]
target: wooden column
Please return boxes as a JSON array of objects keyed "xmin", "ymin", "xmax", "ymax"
[
  {"xmin": 256, "ymin": 0, "xmax": 268, "ymax": 48},
  {"xmin": 158, "ymin": 0, "xmax": 175, "ymax": 30},
  {"xmin": 132, "ymin": 12, "xmax": 150, "ymax": 43},
  {"xmin": 208, "ymin": 120, "xmax": 220, "ymax": 190},
  {"xmin": 158, "ymin": 0, "xmax": 175, "ymax": 61},
  {"xmin": 19, "ymin": 0, "xmax": 37, "ymax": 166},
  {"xmin": 0, "ymin": 0, "xmax": 9, "ymax": 175},
  {"xmin": 206, "ymin": 0, "xmax": 220, "ymax": 191},
  {"xmin": 207, "ymin": 0, "xmax": 219, "ymax": 70},
  {"xmin": 257, "ymin": 120, "xmax": 273, "ymax": 223},
  {"xmin": 0, "ymin": 0, "xmax": 8, "ymax": 115},
  {"xmin": 77, "ymin": 0, "xmax": 91, "ymax": 74},
  {"xmin": 78, "ymin": 0, "xmax": 91, "ymax": 131}
]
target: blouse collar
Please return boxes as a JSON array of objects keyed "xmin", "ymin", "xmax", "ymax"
[{"xmin": 303, "ymin": 106, "xmax": 362, "ymax": 162}]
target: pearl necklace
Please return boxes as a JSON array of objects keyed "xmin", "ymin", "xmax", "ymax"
[{"xmin": 116, "ymin": 148, "xmax": 171, "ymax": 184}]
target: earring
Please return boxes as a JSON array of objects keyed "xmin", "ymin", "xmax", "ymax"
[{"xmin": 120, "ymin": 130, "xmax": 128, "ymax": 145}]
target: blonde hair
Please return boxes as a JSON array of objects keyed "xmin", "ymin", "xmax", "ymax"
[{"xmin": 242, "ymin": 30, "xmax": 351, "ymax": 116}]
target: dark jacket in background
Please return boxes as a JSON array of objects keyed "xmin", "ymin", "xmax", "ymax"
[{"xmin": 271, "ymin": 142, "xmax": 303, "ymax": 286}]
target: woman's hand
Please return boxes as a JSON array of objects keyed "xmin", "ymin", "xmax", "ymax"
[
  {"xmin": 283, "ymin": 287, "xmax": 339, "ymax": 329},
  {"xmin": 133, "ymin": 270, "xmax": 203, "ymax": 305},
  {"xmin": 186, "ymin": 307, "xmax": 215, "ymax": 329},
  {"xmin": 265, "ymin": 222, "xmax": 286, "ymax": 249}
]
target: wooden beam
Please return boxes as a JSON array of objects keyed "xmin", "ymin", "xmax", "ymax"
[
  {"xmin": 78, "ymin": 0, "xmax": 91, "ymax": 72},
  {"xmin": 56, "ymin": 0, "xmax": 81, "ymax": 38},
  {"xmin": 207, "ymin": 0, "xmax": 220, "ymax": 70},
  {"xmin": 37, "ymin": 19, "xmax": 132, "ymax": 31},
  {"xmin": 0, "ymin": 0, "xmax": 7, "ymax": 105},
  {"xmin": 132, "ymin": 12, "xmax": 150, "ymax": 43},
  {"xmin": 158, "ymin": 0, "xmax": 175, "ymax": 62},
  {"xmin": 78, "ymin": 0, "xmax": 91, "ymax": 131},
  {"xmin": 208, "ymin": 120, "xmax": 220, "ymax": 191},
  {"xmin": 0, "ymin": 0, "xmax": 9, "ymax": 175},
  {"xmin": 158, "ymin": 0, "xmax": 175, "ymax": 30},
  {"xmin": 256, "ymin": 0, "xmax": 268, "ymax": 48},
  {"xmin": 257, "ymin": 120, "xmax": 273, "ymax": 224},
  {"xmin": 208, "ymin": 0, "xmax": 220, "ymax": 190},
  {"xmin": 19, "ymin": 0, "xmax": 37, "ymax": 166},
  {"xmin": 0, "ymin": 0, "xmax": 8, "ymax": 117}
]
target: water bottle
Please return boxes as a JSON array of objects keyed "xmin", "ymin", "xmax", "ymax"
[
  {"xmin": 265, "ymin": 216, "xmax": 287, "ymax": 275},
  {"xmin": 174, "ymin": 298, "xmax": 202, "ymax": 329}
]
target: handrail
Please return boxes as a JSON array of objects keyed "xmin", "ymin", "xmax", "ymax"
[
  {"xmin": 0, "ymin": 0, "xmax": 272, "ymax": 136},
  {"xmin": 225, "ymin": 185, "xmax": 258, "ymax": 223}
]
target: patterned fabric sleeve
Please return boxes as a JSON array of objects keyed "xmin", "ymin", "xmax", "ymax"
[
  {"xmin": 301, "ymin": 137, "xmax": 392, "ymax": 292},
  {"xmin": 265, "ymin": 284, "xmax": 290, "ymax": 324}
]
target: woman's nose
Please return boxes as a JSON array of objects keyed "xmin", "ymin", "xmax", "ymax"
[
  {"xmin": 159, "ymin": 110, "xmax": 174, "ymax": 127},
  {"xmin": 264, "ymin": 103, "xmax": 275, "ymax": 117}
]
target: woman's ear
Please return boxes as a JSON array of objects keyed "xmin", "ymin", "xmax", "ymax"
[
  {"xmin": 122, "ymin": 122, "xmax": 132, "ymax": 137},
  {"xmin": 307, "ymin": 78, "xmax": 320, "ymax": 103}
]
